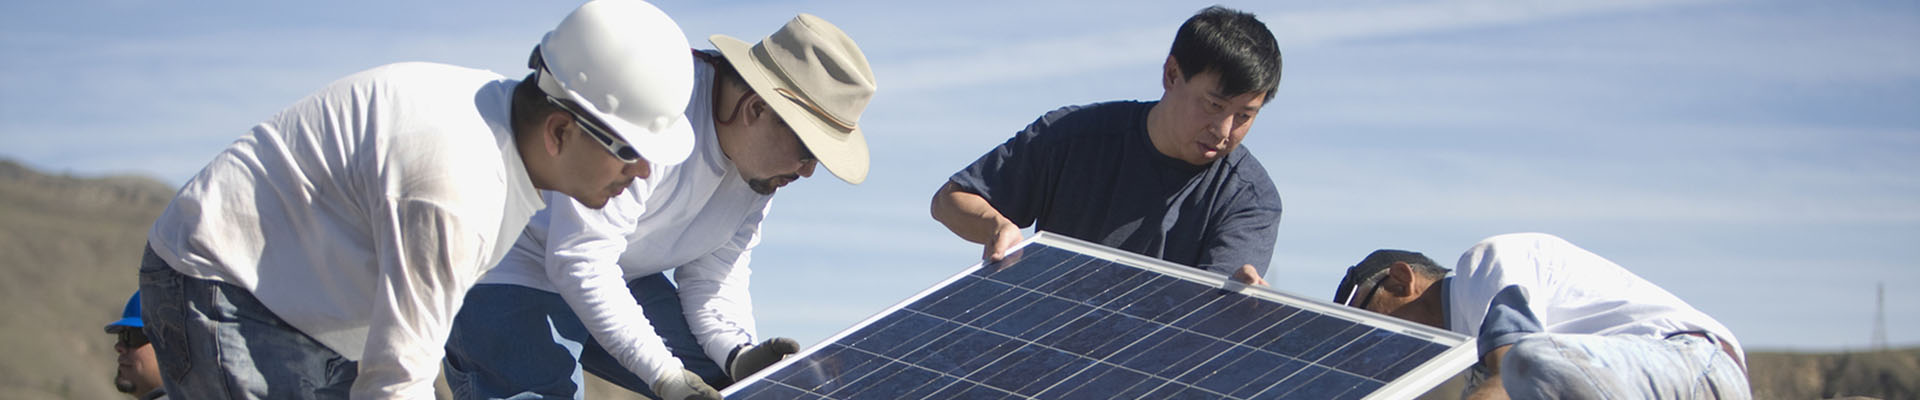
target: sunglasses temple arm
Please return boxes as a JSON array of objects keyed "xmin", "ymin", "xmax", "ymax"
[{"xmin": 1333, "ymin": 271, "xmax": 1356, "ymax": 305}]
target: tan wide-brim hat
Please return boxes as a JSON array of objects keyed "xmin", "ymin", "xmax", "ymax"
[{"xmin": 710, "ymin": 13, "xmax": 876, "ymax": 184}]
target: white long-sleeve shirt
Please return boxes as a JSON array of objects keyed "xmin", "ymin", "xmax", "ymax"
[
  {"xmin": 478, "ymin": 60, "xmax": 768, "ymax": 385},
  {"xmin": 146, "ymin": 62, "xmax": 546, "ymax": 399},
  {"xmin": 1446, "ymin": 233, "xmax": 1745, "ymax": 364}
]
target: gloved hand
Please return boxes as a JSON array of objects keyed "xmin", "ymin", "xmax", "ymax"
[
  {"xmin": 651, "ymin": 368, "xmax": 721, "ymax": 400},
  {"xmin": 728, "ymin": 337, "xmax": 801, "ymax": 380}
]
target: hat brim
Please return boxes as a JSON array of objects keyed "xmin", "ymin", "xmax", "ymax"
[
  {"xmin": 607, "ymin": 113, "xmax": 694, "ymax": 167},
  {"xmin": 710, "ymin": 34, "xmax": 870, "ymax": 184},
  {"xmin": 104, "ymin": 318, "xmax": 142, "ymax": 334}
]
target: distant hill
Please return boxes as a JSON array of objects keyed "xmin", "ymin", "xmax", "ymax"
[
  {"xmin": 0, "ymin": 159, "xmax": 1911, "ymax": 399},
  {"xmin": 0, "ymin": 160, "xmax": 652, "ymax": 399},
  {"xmin": 1748, "ymin": 348, "xmax": 1917, "ymax": 399},
  {"xmin": 0, "ymin": 160, "xmax": 172, "ymax": 399}
]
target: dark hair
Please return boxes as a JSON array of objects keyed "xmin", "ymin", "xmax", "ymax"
[
  {"xmin": 511, "ymin": 71, "xmax": 564, "ymax": 140},
  {"xmin": 694, "ymin": 49, "xmax": 748, "ymax": 90},
  {"xmin": 1170, "ymin": 6, "xmax": 1282, "ymax": 100}
]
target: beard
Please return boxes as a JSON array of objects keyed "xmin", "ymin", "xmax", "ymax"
[
  {"xmin": 746, "ymin": 174, "xmax": 798, "ymax": 195},
  {"xmin": 114, "ymin": 372, "xmax": 135, "ymax": 393},
  {"xmin": 746, "ymin": 178, "xmax": 778, "ymax": 195}
]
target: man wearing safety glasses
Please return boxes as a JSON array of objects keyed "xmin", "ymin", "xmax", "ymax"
[
  {"xmin": 135, "ymin": 1, "xmax": 697, "ymax": 398},
  {"xmin": 1334, "ymin": 233, "xmax": 1751, "ymax": 399},
  {"xmin": 444, "ymin": 13, "xmax": 878, "ymax": 400}
]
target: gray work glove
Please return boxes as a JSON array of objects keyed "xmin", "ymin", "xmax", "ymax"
[
  {"xmin": 728, "ymin": 337, "xmax": 801, "ymax": 380},
  {"xmin": 651, "ymin": 368, "xmax": 721, "ymax": 400}
]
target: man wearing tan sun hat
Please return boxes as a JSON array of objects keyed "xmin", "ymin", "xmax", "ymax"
[
  {"xmin": 444, "ymin": 13, "xmax": 876, "ymax": 400},
  {"xmin": 712, "ymin": 13, "xmax": 875, "ymax": 186}
]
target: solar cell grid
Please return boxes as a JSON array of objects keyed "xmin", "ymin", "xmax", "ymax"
[{"xmin": 724, "ymin": 233, "xmax": 1473, "ymax": 399}]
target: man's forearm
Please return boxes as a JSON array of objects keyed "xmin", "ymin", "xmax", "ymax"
[
  {"xmin": 1466, "ymin": 344, "xmax": 1513, "ymax": 400},
  {"xmin": 930, "ymin": 182, "xmax": 1010, "ymax": 245},
  {"xmin": 1466, "ymin": 373, "xmax": 1508, "ymax": 400}
]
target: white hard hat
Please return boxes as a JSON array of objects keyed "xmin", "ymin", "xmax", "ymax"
[{"xmin": 535, "ymin": 0, "xmax": 695, "ymax": 166}]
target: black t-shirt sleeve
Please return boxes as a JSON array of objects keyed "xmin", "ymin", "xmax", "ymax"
[
  {"xmin": 948, "ymin": 111, "xmax": 1070, "ymax": 228},
  {"xmin": 1197, "ymin": 161, "xmax": 1282, "ymax": 276}
]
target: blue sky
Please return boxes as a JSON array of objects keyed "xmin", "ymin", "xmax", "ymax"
[{"xmin": 3, "ymin": 0, "xmax": 1915, "ymax": 351}]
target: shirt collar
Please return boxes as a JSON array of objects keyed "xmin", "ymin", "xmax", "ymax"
[
  {"xmin": 1439, "ymin": 276, "xmax": 1454, "ymax": 331},
  {"xmin": 496, "ymin": 100, "xmax": 547, "ymax": 215},
  {"xmin": 691, "ymin": 62, "xmax": 730, "ymax": 176}
]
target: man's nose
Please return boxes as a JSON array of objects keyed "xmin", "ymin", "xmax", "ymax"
[
  {"xmin": 1210, "ymin": 115, "xmax": 1235, "ymax": 141},
  {"xmin": 626, "ymin": 158, "xmax": 651, "ymax": 180},
  {"xmin": 797, "ymin": 160, "xmax": 817, "ymax": 178}
]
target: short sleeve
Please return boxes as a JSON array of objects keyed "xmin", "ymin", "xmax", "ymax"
[
  {"xmin": 1197, "ymin": 165, "xmax": 1281, "ymax": 276},
  {"xmin": 947, "ymin": 112, "xmax": 1069, "ymax": 228},
  {"xmin": 1474, "ymin": 285, "xmax": 1544, "ymax": 357},
  {"xmin": 1448, "ymin": 235, "xmax": 1551, "ymax": 337}
]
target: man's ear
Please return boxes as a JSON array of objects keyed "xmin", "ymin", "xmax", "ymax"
[
  {"xmin": 1162, "ymin": 55, "xmax": 1180, "ymax": 91},
  {"xmin": 543, "ymin": 111, "xmax": 571, "ymax": 157},
  {"xmin": 1386, "ymin": 261, "xmax": 1416, "ymax": 295},
  {"xmin": 744, "ymin": 92, "xmax": 772, "ymax": 125}
]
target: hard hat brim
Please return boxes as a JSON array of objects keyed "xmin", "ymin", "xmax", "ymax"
[
  {"xmin": 537, "ymin": 70, "xmax": 696, "ymax": 166},
  {"xmin": 104, "ymin": 318, "xmax": 143, "ymax": 333}
]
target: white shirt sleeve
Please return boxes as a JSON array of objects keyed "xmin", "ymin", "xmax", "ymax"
[
  {"xmin": 541, "ymin": 190, "xmax": 686, "ymax": 385},
  {"xmin": 1448, "ymin": 234, "xmax": 1550, "ymax": 338},
  {"xmin": 676, "ymin": 198, "xmax": 768, "ymax": 366},
  {"xmin": 350, "ymin": 196, "xmax": 494, "ymax": 399}
]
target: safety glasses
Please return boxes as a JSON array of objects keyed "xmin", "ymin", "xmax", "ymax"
[{"xmin": 545, "ymin": 95, "xmax": 642, "ymax": 163}]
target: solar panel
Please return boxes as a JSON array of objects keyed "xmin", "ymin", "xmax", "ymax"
[{"xmin": 722, "ymin": 233, "xmax": 1475, "ymax": 399}]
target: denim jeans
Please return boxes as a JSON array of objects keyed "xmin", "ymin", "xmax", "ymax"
[
  {"xmin": 1491, "ymin": 333, "xmax": 1752, "ymax": 399},
  {"xmin": 137, "ymin": 246, "xmax": 359, "ymax": 399},
  {"xmin": 443, "ymin": 274, "xmax": 728, "ymax": 400}
]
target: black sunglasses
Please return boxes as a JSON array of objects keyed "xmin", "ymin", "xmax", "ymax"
[
  {"xmin": 1351, "ymin": 279, "xmax": 1382, "ymax": 310},
  {"xmin": 1334, "ymin": 266, "xmax": 1388, "ymax": 310},
  {"xmin": 116, "ymin": 329, "xmax": 150, "ymax": 349}
]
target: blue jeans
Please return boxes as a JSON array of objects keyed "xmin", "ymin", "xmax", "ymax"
[
  {"xmin": 137, "ymin": 246, "xmax": 358, "ymax": 399},
  {"xmin": 443, "ymin": 274, "xmax": 728, "ymax": 400},
  {"xmin": 1489, "ymin": 333, "xmax": 1751, "ymax": 399}
]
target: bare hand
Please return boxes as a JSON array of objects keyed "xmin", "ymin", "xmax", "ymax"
[
  {"xmin": 1231, "ymin": 264, "xmax": 1268, "ymax": 286},
  {"xmin": 984, "ymin": 221, "xmax": 1023, "ymax": 262}
]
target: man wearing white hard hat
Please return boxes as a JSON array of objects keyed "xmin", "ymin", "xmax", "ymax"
[
  {"xmin": 135, "ymin": 1, "xmax": 696, "ymax": 398},
  {"xmin": 444, "ymin": 13, "xmax": 878, "ymax": 400}
]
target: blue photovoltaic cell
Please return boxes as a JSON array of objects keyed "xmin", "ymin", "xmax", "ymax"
[{"xmin": 724, "ymin": 235, "xmax": 1470, "ymax": 400}]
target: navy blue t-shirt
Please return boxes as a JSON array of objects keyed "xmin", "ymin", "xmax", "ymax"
[{"xmin": 949, "ymin": 101, "xmax": 1282, "ymax": 276}]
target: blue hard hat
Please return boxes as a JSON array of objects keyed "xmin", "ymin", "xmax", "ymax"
[{"xmin": 105, "ymin": 291, "xmax": 143, "ymax": 333}]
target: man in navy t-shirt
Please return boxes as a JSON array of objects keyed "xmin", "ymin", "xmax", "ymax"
[{"xmin": 932, "ymin": 6, "xmax": 1283, "ymax": 285}]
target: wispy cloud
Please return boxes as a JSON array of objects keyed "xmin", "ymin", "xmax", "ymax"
[
  {"xmin": 867, "ymin": 0, "xmax": 1735, "ymax": 93},
  {"xmin": 1266, "ymin": 0, "xmax": 1727, "ymax": 45},
  {"xmin": 882, "ymin": 28, "xmax": 1172, "ymax": 92}
]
